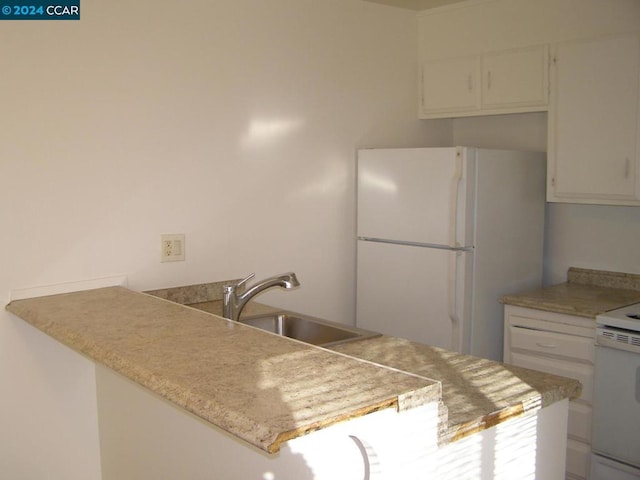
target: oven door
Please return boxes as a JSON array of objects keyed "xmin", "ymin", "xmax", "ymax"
[{"xmin": 592, "ymin": 329, "xmax": 640, "ymax": 469}]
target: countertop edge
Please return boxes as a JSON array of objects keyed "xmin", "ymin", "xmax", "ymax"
[{"xmin": 267, "ymin": 397, "xmax": 399, "ymax": 453}]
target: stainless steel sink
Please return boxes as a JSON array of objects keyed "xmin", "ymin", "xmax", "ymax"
[{"xmin": 239, "ymin": 312, "xmax": 380, "ymax": 347}]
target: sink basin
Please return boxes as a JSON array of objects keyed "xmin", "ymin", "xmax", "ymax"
[{"xmin": 239, "ymin": 312, "xmax": 380, "ymax": 347}]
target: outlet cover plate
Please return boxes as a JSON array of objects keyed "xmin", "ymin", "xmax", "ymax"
[{"xmin": 160, "ymin": 234, "xmax": 185, "ymax": 262}]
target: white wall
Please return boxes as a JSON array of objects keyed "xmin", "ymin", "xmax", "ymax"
[
  {"xmin": 543, "ymin": 203, "xmax": 640, "ymax": 284},
  {"xmin": 0, "ymin": 0, "xmax": 449, "ymax": 319},
  {"xmin": 0, "ymin": 1, "xmax": 451, "ymax": 478}
]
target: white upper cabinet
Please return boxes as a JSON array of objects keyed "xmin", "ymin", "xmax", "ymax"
[
  {"xmin": 420, "ymin": 44, "xmax": 549, "ymax": 119},
  {"xmin": 547, "ymin": 33, "xmax": 640, "ymax": 205},
  {"xmin": 481, "ymin": 45, "xmax": 549, "ymax": 110},
  {"xmin": 417, "ymin": 0, "xmax": 640, "ymax": 206},
  {"xmin": 421, "ymin": 56, "xmax": 481, "ymax": 115}
]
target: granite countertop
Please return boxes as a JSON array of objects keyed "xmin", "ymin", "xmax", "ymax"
[
  {"xmin": 329, "ymin": 336, "xmax": 580, "ymax": 443},
  {"xmin": 5, "ymin": 287, "xmax": 438, "ymax": 453},
  {"xmin": 5, "ymin": 284, "xmax": 581, "ymax": 453},
  {"xmin": 186, "ymin": 298, "xmax": 581, "ymax": 445},
  {"xmin": 500, "ymin": 267, "xmax": 640, "ymax": 318}
]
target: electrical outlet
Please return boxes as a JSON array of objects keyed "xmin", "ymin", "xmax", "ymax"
[{"xmin": 160, "ymin": 234, "xmax": 185, "ymax": 262}]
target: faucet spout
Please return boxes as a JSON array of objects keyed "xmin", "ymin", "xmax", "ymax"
[{"xmin": 222, "ymin": 272, "xmax": 300, "ymax": 321}]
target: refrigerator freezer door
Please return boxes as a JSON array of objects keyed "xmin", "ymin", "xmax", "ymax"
[
  {"xmin": 357, "ymin": 147, "xmax": 473, "ymax": 247},
  {"xmin": 356, "ymin": 240, "xmax": 470, "ymax": 352}
]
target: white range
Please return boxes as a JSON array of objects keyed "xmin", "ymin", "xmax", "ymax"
[{"xmin": 592, "ymin": 303, "xmax": 640, "ymax": 480}]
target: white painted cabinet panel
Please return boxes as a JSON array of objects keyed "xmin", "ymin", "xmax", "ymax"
[
  {"xmin": 504, "ymin": 305, "xmax": 596, "ymax": 480},
  {"xmin": 420, "ymin": 45, "xmax": 549, "ymax": 119},
  {"xmin": 568, "ymin": 401, "xmax": 592, "ymax": 444},
  {"xmin": 508, "ymin": 324, "xmax": 594, "ymax": 363},
  {"xmin": 481, "ymin": 45, "xmax": 549, "ymax": 109},
  {"xmin": 421, "ymin": 56, "xmax": 480, "ymax": 115},
  {"xmin": 548, "ymin": 33, "xmax": 640, "ymax": 205},
  {"xmin": 567, "ymin": 439, "xmax": 592, "ymax": 480}
]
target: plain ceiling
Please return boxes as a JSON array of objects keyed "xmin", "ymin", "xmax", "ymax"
[{"xmin": 363, "ymin": 0, "xmax": 468, "ymax": 10}]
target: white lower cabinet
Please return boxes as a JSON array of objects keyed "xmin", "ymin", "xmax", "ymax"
[
  {"xmin": 568, "ymin": 401, "xmax": 592, "ymax": 444},
  {"xmin": 566, "ymin": 439, "xmax": 592, "ymax": 480},
  {"xmin": 504, "ymin": 305, "xmax": 596, "ymax": 480}
]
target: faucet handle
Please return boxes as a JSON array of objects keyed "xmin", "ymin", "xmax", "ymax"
[
  {"xmin": 223, "ymin": 273, "xmax": 255, "ymax": 294},
  {"xmin": 237, "ymin": 272, "xmax": 255, "ymax": 288}
]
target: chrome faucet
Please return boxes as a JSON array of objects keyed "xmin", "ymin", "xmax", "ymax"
[{"xmin": 222, "ymin": 272, "xmax": 300, "ymax": 321}]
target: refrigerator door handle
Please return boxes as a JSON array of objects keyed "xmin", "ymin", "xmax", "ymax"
[
  {"xmin": 448, "ymin": 250, "xmax": 460, "ymax": 352},
  {"xmin": 448, "ymin": 150, "xmax": 463, "ymax": 247}
]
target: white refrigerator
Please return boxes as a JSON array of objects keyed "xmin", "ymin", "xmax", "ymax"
[{"xmin": 356, "ymin": 147, "xmax": 546, "ymax": 361}]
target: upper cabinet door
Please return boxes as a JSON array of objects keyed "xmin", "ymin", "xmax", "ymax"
[
  {"xmin": 481, "ymin": 45, "xmax": 549, "ymax": 110},
  {"xmin": 548, "ymin": 33, "xmax": 640, "ymax": 205},
  {"xmin": 420, "ymin": 45, "xmax": 549, "ymax": 119},
  {"xmin": 421, "ymin": 56, "xmax": 481, "ymax": 116}
]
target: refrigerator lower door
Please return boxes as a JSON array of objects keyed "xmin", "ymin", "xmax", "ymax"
[{"xmin": 356, "ymin": 240, "xmax": 470, "ymax": 352}]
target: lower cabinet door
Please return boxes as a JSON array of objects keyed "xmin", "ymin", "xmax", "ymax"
[
  {"xmin": 568, "ymin": 401, "xmax": 592, "ymax": 443},
  {"xmin": 566, "ymin": 438, "xmax": 591, "ymax": 480}
]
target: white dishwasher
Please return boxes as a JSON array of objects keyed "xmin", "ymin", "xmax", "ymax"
[{"xmin": 591, "ymin": 303, "xmax": 640, "ymax": 480}]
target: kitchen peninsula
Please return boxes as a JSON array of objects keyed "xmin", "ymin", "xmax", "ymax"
[{"xmin": 6, "ymin": 285, "xmax": 580, "ymax": 479}]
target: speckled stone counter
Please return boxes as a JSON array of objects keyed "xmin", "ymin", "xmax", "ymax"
[
  {"xmin": 329, "ymin": 336, "xmax": 581, "ymax": 444},
  {"xmin": 5, "ymin": 287, "xmax": 439, "ymax": 453},
  {"xmin": 182, "ymin": 295, "xmax": 581, "ymax": 446},
  {"xmin": 500, "ymin": 267, "xmax": 640, "ymax": 318},
  {"xmin": 6, "ymin": 284, "xmax": 581, "ymax": 455}
]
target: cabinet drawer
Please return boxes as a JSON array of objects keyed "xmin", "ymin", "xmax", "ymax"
[
  {"xmin": 566, "ymin": 438, "xmax": 591, "ymax": 479},
  {"xmin": 509, "ymin": 325, "xmax": 594, "ymax": 362},
  {"xmin": 568, "ymin": 401, "xmax": 592, "ymax": 443},
  {"xmin": 510, "ymin": 352, "xmax": 593, "ymax": 404}
]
